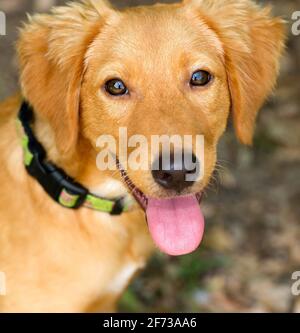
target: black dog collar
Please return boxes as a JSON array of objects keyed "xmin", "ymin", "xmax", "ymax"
[{"xmin": 18, "ymin": 101, "xmax": 129, "ymax": 215}]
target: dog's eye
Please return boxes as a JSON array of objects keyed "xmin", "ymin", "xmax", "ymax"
[
  {"xmin": 105, "ymin": 79, "xmax": 128, "ymax": 96},
  {"xmin": 190, "ymin": 70, "xmax": 211, "ymax": 86}
]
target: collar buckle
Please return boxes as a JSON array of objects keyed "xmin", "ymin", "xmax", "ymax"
[{"xmin": 26, "ymin": 153, "xmax": 88, "ymax": 209}]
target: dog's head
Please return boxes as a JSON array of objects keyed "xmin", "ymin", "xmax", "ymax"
[{"xmin": 18, "ymin": 0, "xmax": 285, "ymax": 255}]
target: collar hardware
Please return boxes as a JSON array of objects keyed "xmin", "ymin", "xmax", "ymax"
[{"xmin": 18, "ymin": 101, "xmax": 129, "ymax": 215}]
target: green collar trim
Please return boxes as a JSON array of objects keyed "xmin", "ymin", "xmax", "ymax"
[{"xmin": 58, "ymin": 188, "xmax": 130, "ymax": 213}]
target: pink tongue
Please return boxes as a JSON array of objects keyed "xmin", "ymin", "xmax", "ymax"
[{"xmin": 146, "ymin": 195, "xmax": 205, "ymax": 256}]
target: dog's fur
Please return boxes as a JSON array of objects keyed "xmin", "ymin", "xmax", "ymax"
[{"xmin": 0, "ymin": 0, "xmax": 285, "ymax": 312}]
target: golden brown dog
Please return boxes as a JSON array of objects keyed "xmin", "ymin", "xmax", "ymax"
[{"xmin": 0, "ymin": 0, "xmax": 285, "ymax": 312}]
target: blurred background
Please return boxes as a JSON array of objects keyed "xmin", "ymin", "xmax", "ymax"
[{"xmin": 0, "ymin": 0, "xmax": 299, "ymax": 313}]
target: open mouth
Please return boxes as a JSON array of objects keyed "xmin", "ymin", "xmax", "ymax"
[{"xmin": 117, "ymin": 160, "xmax": 205, "ymax": 256}]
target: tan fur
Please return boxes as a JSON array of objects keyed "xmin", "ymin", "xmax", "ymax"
[{"xmin": 0, "ymin": 0, "xmax": 285, "ymax": 312}]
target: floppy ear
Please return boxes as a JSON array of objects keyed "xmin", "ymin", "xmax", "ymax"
[
  {"xmin": 17, "ymin": 0, "xmax": 115, "ymax": 154},
  {"xmin": 184, "ymin": 0, "xmax": 286, "ymax": 144}
]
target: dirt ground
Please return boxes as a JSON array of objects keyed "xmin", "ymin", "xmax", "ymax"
[{"xmin": 0, "ymin": 0, "xmax": 299, "ymax": 313}]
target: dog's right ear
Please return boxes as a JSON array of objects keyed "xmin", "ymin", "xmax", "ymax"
[
  {"xmin": 18, "ymin": 0, "xmax": 116, "ymax": 154},
  {"xmin": 183, "ymin": 0, "xmax": 285, "ymax": 145}
]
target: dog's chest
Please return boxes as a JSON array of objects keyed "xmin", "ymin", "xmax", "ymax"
[
  {"xmin": 65, "ymin": 209, "xmax": 153, "ymax": 310},
  {"xmin": 106, "ymin": 261, "xmax": 142, "ymax": 295}
]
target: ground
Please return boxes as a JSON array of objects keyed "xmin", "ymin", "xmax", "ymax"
[{"xmin": 0, "ymin": 0, "xmax": 299, "ymax": 313}]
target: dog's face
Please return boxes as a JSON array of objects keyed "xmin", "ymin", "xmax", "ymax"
[
  {"xmin": 82, "ymin": 4, "xmax": 230, "ymax": 198},
  {"xmin": 18, "ymin": 0, "xmax": 285, "ymax": 255}
]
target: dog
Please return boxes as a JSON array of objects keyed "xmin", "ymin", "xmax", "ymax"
[{"xmin": 0, "ymin": 0, "xmax": 285, "ymax": 312}]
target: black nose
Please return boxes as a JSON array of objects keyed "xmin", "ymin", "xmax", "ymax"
[{"xmin": 151, "ymin": 152, "xmax": 199, "ymax": 192}]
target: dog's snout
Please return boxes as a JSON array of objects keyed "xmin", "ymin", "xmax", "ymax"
[{"xmin": 151, "ymin": 152, "xmax": 198, "ymax": 192}]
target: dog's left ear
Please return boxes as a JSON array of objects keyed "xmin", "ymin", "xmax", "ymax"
[
  {"xmin": 183, "ymin": 0, "xmax": 286, "ymax": 144},
  {"xmin": 18, "ymin": 0, "xmax": 116, "ymax": 154}
]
